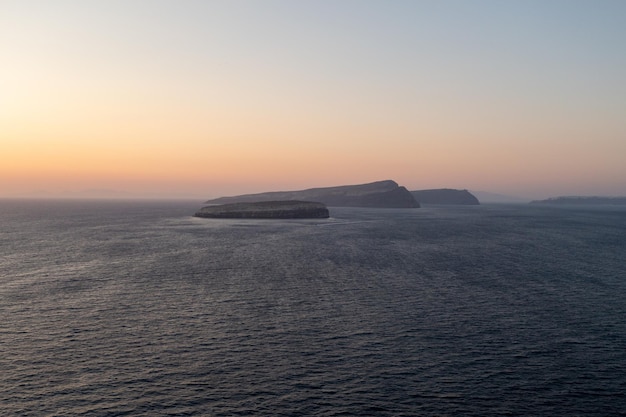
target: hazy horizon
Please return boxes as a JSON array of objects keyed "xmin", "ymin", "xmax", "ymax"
[
  {"xmin": 3, "ymin": 1, "xmax": 625, "ymax": 200},
  {"xmin": 3, "ymin": 180, "xmax": 624, "ymax": 203}
]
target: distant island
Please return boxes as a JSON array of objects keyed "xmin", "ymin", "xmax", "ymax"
[
  {"xmin": 204, "ymin": 180, "xmax": 420, "ymax": 208},
  {"xmin": 411, "ymin": 189, "xmax": 480, "ymax": 205},
  {"xmin": 194, "ymin": 201, "xmax": 330, "ymax": 219},
  {"xmin": 530, "ymin": 196, "xmax": 626, "ymax": 205}
]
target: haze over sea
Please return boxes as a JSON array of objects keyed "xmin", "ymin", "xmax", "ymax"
[{"xmin": 1, "ymin": 199, "xmax": 625, "ymax": 416}]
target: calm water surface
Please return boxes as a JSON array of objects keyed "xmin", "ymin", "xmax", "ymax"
[{"xmin": 1, "ymin": 200, "xmax": 625, "ymax": 416}]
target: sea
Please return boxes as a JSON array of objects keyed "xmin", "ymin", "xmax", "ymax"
[{"xmin": 1, "ymin": 199, "xmax": 625, "ymax": 416}]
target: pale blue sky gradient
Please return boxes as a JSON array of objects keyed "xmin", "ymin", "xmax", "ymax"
[{"xmin": 2, "ymin": 1, "xmax": 625, "ymax": 198}]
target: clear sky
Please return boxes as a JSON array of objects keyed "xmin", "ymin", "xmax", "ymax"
[{"xmin": 2, "ymin": 0, "xmax": 625, "ymax": 199}]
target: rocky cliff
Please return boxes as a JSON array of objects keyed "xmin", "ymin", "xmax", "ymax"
[
  {"xmin": 411, "ymin": 189, "xmax": 480, "ymax": 205},
  {"xmin": 205, "ymin": 180, "xmax": 420, "ymax": 208},
  {"xmin": 194, "ymin": 201, "xmax": 330, "ymax": 219}
]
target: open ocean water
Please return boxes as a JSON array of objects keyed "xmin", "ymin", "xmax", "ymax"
[{"xmin": 1, "ymin": 199, "xmax": 625, "ymax": 416}]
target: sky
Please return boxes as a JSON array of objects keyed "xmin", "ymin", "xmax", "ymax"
[{"xmin": 2, "ymin": 0, "xmax": 625, "ymax": 199}]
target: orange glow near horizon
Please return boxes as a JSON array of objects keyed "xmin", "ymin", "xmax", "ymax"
[
  {"xmin": 2, "ymin": 1, "xmax": 625, "ymax": 199},
  {"xmin": 3, "ymin": 102, "xmax": 626, "ymax": 199}
]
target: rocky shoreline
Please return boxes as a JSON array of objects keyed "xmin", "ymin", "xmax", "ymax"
[{"xmin": 194, "ymin": 201, "xmax": 330, "ymax": 219}]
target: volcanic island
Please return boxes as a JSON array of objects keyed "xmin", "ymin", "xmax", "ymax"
[{"xmin": 194, "ymin": 200, "xmax": 330, "ymax": 219}]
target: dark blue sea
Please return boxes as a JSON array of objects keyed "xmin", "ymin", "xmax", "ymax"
[{"xmin": 1, "ymin": 199, "xmax": 625, "ymax": 416}]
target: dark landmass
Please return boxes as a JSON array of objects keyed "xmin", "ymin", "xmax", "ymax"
[
  {"xmin": 411, "ymin": 189, "xmax": 480, "ymax": 205},
  {"xmin": 204, "ymin": 180, "xmax": 420, "ymax": 208},
  {"xmin": 530, "ymin": 196, "xmax": 626, "ymax": 205},
  {"xmin": 194, "ymin": 201, "xmax": 330, "ymax": 219}
]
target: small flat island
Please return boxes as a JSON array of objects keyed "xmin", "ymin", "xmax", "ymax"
[{"xmin": 194, "ymin": 200, "xmax": 330, "ymax": 219}]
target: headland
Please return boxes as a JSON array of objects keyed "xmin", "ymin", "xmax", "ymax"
[
  {"xmin": 411, "ymin": 189, "xmax": 480, "ymax": 205},
  {"xmin": 204, "ymin": 180, "xmax": 419, "ymax": 209}
]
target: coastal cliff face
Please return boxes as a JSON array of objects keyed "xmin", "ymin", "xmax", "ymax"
[
  {"xmin": 194, "ymin": 201, "xmax": 330, "ymax": 219},
  {"xmin": 411, "ymin": 189, "xmax": 480, "ymax": 205},
  {"xmin": 205, "ymin": 180, "xmax": 420, "ymax": 208}
]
